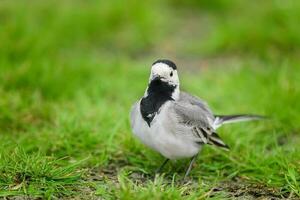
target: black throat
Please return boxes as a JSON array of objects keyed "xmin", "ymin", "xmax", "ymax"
[{"xmin": 140, "ymin": 78, "xmax": 176, "ymax": 127}]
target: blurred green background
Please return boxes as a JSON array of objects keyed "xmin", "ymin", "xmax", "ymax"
[{"xmin": 0, "ymin": 0, "xmax": 299, "ymax": 199}]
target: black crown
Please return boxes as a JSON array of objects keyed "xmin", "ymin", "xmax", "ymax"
[{"xmin": 152, "ymin": 59, "xmax": 177, "ymax": 70}]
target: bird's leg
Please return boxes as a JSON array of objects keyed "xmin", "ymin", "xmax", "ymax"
[
  {"xmin": 184, "ymin": 154, "xmax": 198, "ymax": 180},
  {"xmin": 155, "ymin": 158, "xmax": 169, "ymax": 174}
]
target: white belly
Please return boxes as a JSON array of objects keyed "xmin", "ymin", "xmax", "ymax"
[{"xmin": 131, "ymin": 102, "xmax": 200, "ymax": 160}]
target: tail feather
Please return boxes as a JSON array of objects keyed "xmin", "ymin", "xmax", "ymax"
[{"xmin": 213, "ymin": 114, "xmax": 266, "ymax": 129}]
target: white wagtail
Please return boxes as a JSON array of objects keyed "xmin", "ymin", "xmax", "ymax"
[{"xmin": 130, "ymin": 59, "xmax": 264, "ymax": 179}]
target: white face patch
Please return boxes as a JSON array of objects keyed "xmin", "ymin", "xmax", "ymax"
[{"xmin": 150, "ymin": 62, "xmax": 180, "ymax": 86}]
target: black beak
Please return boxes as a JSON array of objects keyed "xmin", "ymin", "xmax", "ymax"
[{"xmin": 152, "ymin": 75, "xmax": 161, "ymax": 81}]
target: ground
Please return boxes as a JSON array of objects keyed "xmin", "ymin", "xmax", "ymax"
[{"xmin": 0, "ymin": 0, "xmax": 299, "ymax": 199}]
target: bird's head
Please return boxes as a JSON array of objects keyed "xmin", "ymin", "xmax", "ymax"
[
  {"xmin": 145, "ymin": 59, "xmax": 180, "ymax": 100},
  {"xmin": 149, "ymin": 59, "xmax": 179, "ymax": 86}
]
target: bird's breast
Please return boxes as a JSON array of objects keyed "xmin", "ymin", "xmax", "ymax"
[{"xmin": 132, "ymin": 102, "xmax": 200, "ymax": 159}]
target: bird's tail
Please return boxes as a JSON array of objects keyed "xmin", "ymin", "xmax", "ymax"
[{"xmin": 213, "ymin": 114, "xmax": 266, "ymax": 129}]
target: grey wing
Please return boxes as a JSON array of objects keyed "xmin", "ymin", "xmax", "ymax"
[
  {"xmin": 173, "ymin": 92, "xmax": 229, "ymax": 150},
  {"xmin": 179, "ymin": 92, "xmax": 215, "ymax": 124}
]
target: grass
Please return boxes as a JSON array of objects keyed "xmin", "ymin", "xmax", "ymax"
[{"xmin": 0, "ymin": 0, "xmax": 299, "ymax": 199}]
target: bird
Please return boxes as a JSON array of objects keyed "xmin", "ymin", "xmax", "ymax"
[{"xmin": 130, "ymin": 59, "xmax": 265, "ymax": 179}]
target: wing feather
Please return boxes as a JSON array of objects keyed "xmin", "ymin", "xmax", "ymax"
[{"xmin": 173, "ymin": 92, "xmax": 229, "ymax": 150}]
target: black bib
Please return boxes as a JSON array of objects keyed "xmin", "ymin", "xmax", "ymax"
[{"xmin": 140, "ymin": 78, "xmax": 176, "ymax": 126}]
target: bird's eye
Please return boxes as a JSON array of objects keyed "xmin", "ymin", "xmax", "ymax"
[{"xmin": 170, "ymin": 72, "xmax": 173, "ymax": 77}]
